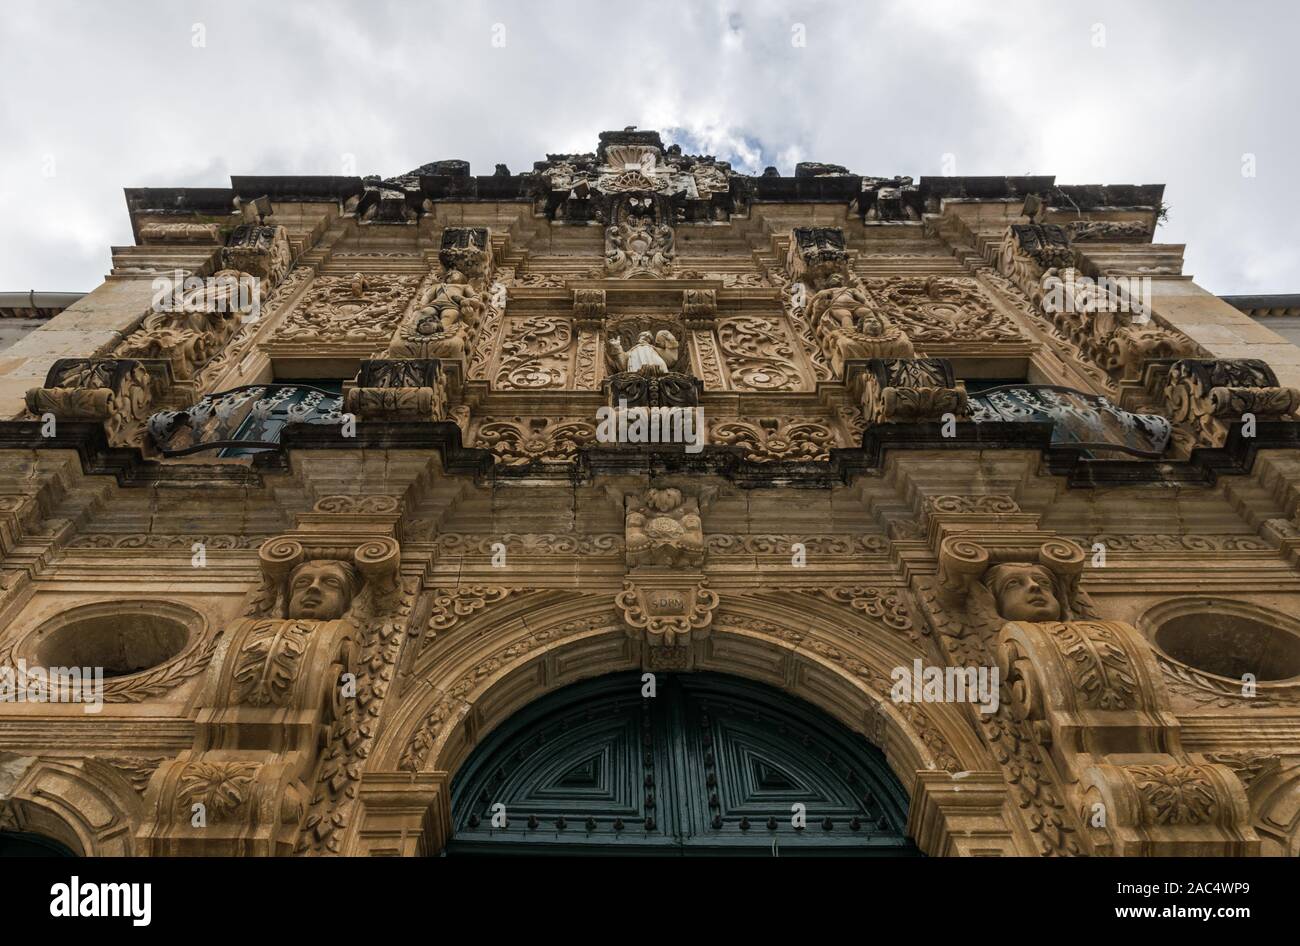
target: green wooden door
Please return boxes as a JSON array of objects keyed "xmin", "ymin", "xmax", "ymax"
[{"xmin": 446, "ymin": 672, "xmax": 919, "ymax": 856}]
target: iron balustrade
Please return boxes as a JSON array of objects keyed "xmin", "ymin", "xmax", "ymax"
[{"xmin": 147, "ymin": 383, "xmax": 345, "ymax": 456}]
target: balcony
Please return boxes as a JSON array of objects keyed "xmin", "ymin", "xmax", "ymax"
[
  {"xmin": 147, "ymin": 382, "xmax": 345, "ymax": 457},
  {"xmin": 968, "ymin": 384, "xmax": 1170, "ymax": 458}
]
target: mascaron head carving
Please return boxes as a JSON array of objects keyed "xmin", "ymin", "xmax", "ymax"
[
  {"xmin": 286, "ymin": 560, "xmax": 362, "ymax": 620},
  {"xmin": 982, "ymin": 563, "xmax": 1062, "ymax": 622}
]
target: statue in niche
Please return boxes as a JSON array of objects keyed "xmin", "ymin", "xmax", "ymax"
[
  {"xmin": 286, "ymin": 560, "xmax": 361, "ymax": 621},
  {"xmin": 808, "ymin": 272, "xmax": 913, "ymax": 373},
  {"xmin": 608, "ymin": 330, "xmax": 679, "ymax": 376},
  {"xmin": 980, "ymin": 563, "xmax": 1063, "ymax": 622}
]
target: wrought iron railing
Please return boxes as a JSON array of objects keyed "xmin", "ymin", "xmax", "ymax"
[
  {"xmin": 968, "ymin": 384, "xmax": 1170, "ymax": 458},
  {"xmin": 147, "ymin": 383, "xmax": 345, "ymax": 456}
]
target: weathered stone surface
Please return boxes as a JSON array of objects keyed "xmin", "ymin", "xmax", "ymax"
[{"xmin": 2, "ymin": 130, "xmax": 1299, "ymax": 861}]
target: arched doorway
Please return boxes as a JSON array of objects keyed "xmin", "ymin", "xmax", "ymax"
[
  {"xmin": 446, "ymin": 672, "xmax": 919, "ymax": 855},
  {"xmin": 0, "ymin": 831, "xmax": 77, "ymax": 857}
]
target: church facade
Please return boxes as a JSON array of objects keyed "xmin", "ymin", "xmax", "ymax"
[{"xmin": 0, "ymin": 128, "xmax": 1298, "ymax": 857}]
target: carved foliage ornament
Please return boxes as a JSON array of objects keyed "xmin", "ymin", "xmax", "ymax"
[
  {"xmin": 709, "ymin": 417, "xmax": 837, "ymax": 462},
  {"xmin": 1164, "ymin": 358, "xmax": 1300, "ymax": 447},
  {"xmin": 716, "ymin": 316, "xmax": 801, "ymax": 391},
  {"xmin": 25, "ymin": 358, "xmax": 155, "ymax": 448},
  {"xmin": 473, "ymin": 416, "xmax": 595, "ymax": 465}
]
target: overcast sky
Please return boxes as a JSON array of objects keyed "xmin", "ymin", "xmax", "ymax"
[{"xmin": 1, "ymin": 0, "xmax": 1295, "ymax": 294}]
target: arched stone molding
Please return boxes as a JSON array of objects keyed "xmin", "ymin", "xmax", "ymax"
[
  {"xmin": 0, "ymin": 599, "xmax": 215, "ymax": 704},
  {"xmin": 1137, "ymin": 597, "xmax": 1300, "ymax": 708},
  {"xmin": 1237, "ymin": 762, "xmax": 1300, "ymax": 856},
  {"xmin": 358, "ymin": 592, "xmax": 1013, "ymax": 856},
  {"xmin": 1, "ymin": 757, "xmax": 146, "ymax": 856}
]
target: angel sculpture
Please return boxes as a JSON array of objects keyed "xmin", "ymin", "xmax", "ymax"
[{"xmin": 607, "ymin": 330, "xmax": 679, "ymax": 375}]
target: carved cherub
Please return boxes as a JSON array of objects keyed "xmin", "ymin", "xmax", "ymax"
[
  {"xmin": 626, "ymin": 488, "xmax": 704, "ymax": 567},
  {"xmin": 607, "ymin": 330, "xmax": 679, "ymax": 375}
]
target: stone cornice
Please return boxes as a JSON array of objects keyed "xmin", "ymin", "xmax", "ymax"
[{"xmin": 4, "ymin": 416, "xmax": 1300, "ymax": 490}]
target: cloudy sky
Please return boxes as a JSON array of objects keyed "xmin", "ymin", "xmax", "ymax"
[{"xmin": 1, "ymin": 0, "xmax": 1295, "ymax": 294}]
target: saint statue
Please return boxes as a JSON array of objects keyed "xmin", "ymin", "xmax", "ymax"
[{"xmin": 608, "ymin": 330, "xmax": 679, "ymax": 375}]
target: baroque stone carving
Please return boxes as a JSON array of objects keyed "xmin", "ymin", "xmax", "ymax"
[
  {"xmin": 427, "ymin": 586, "xmax": 531, "ymax": 638},
  {"xmin": 809, "ymin": 278, "xmax": 914, "ymax": 375},
  {"xmin": 786, "ymin": 226, "xmax": 911, "ymax": 377},
  {"xmin": 116, "ymin": 290, "xmax": 239, "ymax": 383},
  {"xmin": 25, "ymin": 358, "xmax": 156, "ymax": 448},
  {"xmin": 705, "ymin": 534, "xmax": 888, "ymax": 555},
  {"xmin": 869, "ymin": 276, "xmax": 1024, "ymax": 344},
  {"xmin": 223, "ymin": 224, "xmax": 292, "ymax": 289},
  {"xmin": 848, "ymin": 358, "xmax": 968, "ymax": 424},
  {"xmin": 1163, "ymin": 358, "xmax": 1300, "ymax": 449},
  {"xmin": 495, "ymin": 316, "xmax": 573, "ymax": 389},
  {"xmin": 251, "ymin": 534, "xmax": 401, "ymax": 620},
  {"xmin": 793, "ymin": 586, "xmax": 914, "ymax": 634},
  {"xmin": 716, "ymin": 316, "xmax": 801, "ymax": 391},
  {"xmin": 390, "ymin": 272, "xmax": 485, "ymax": 363},
  {"xmin": 344, "ymin": 359, "xmax": 448, "ymax": 422},
  {"xmin": 709, "ymin": 417, "xmax": 837, "ymax": 461},
  {"xmin": 617, "ymin": 579, "xmax": 719, "ymax": 665},
  {"xmin": 601, "ymin": 195, "xmax": 676, "ymax": 278},
  {"xmin": 607, "ymin": 329, "xmax": 679, "ymax": 375},
  {"xmin": 625, "ymin": 487, "xmax": 705, "ymax": 567},
  {"xmin": 432, "ymin": 533, "xmax": 623, "ymax": 556},
  {"xmin": 274, "ymin": 273, "xmax": 422, "ymax": 346},
  {"xmin": 472, "ymin": 416, "xmax": 595, "ymax": 464}
]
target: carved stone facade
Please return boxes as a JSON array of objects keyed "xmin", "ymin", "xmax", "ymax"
[{"xmin": 3, "ymin": 130, "xmax": 1300, "ymax": 860}]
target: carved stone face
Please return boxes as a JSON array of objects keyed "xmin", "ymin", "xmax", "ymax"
[
  {"xmin": 985, "ymin": 563, "xmax": 1062, "ymax": 622},
  {"xmin": 647, "ymin": 488, "xmax": 683, "ymax": 512},
  {"xmin": 287, "ymin": 560, "xmax": 358, "ymax": 620}
]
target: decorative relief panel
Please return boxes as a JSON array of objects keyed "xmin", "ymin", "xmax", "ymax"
[
  {"xmin": 472, "ymin": 415, "xmax": 596, "ymax": 464},
  {"xmin": 867, "ymin": 276, "xmax": 1024, "ymax": 344},
  {"xmin": 274, "ymin": 273, "xmax": 422, "ymax": 347},
  {"xmin": 705, "ymin": 534, "xmax": 887, "ymax": 555},
  {"xmin": 494, "ymin": 317, "xmax": 574, "ymax": 389},
  {"xmin": 709, "ymin": 417, "xmax": 838, "ymax": 461},
  {"xmin": 716, "ymin": 316, "xmax": 802, "ymax": 391}
]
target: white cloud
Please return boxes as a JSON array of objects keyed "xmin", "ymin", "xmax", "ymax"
[{"xmin": 0, "ymin": 0, "xmax": 1295, "ymax": 292}]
